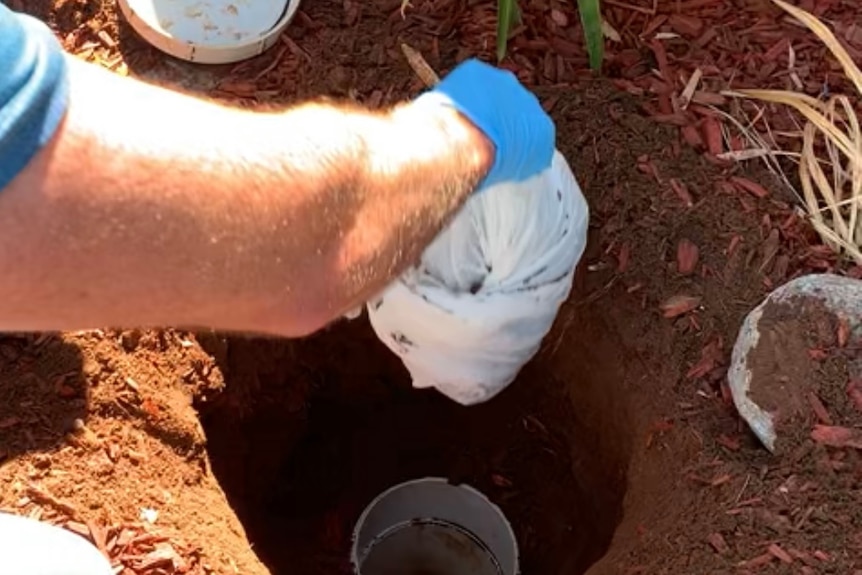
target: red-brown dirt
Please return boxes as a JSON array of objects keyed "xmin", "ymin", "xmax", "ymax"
[{"xmin": 2, "ymin": 0, "xmax": 862, "ymax": 574}]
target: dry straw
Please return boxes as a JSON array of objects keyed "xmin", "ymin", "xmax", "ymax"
[{"xmin": 725, "ymin": 0, "xmax": 862, "ymax": 264}]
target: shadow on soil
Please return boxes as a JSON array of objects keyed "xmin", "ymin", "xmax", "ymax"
[
  {"xmin": 0, "ymin": 335, "xmax": 89, "ymax": 463},
  {"xmin": 196, "ymin": 260, "xmax": 634, "ymax": 574}
]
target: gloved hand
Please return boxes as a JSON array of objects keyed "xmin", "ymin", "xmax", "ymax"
[{"xmin": 414, "ymin": 58, "xmax": 555, "ymax": 190}]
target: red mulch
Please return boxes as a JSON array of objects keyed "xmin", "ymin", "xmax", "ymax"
[
  {"xmin": 599, "ymin": 0, "xmax": 861, "ymax": 186},
  {"xmin": 4, "ymin": 0, "xmax": 862, "ymax": 574}
]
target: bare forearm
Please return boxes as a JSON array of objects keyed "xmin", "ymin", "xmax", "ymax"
[{"xmin": 0, "ymin": 57, "xmax": 492, "ymax": 335}]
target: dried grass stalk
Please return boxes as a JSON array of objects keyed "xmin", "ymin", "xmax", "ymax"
[{"xmin": 725, "ymin": 0, "xmax": 862, "ymax": 264}]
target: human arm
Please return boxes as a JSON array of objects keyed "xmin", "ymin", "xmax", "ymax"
[
  {"xmin": 2, "ymin": 55, "xmax": 492, "ymax": 337},
  {"xmin": 0, "ymin": 7, "xmax": 552, "ymax": 338}
]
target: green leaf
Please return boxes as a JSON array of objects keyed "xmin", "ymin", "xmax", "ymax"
[
  {"xmin": 497, "ymin": 0, "xmax": 519, "ymax": 62},
  {"xmin": 577, "ymin": 0, "xmax": 604, "ymax": 70}
]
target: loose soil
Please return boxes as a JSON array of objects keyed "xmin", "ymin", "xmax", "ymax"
[
  {"xmin": 745, "ymin": 297, "xmax": 861, "ymax": 454},
  {"xmin": 2, "ymin": 0, "xmax": 862, "ymax": 574}
]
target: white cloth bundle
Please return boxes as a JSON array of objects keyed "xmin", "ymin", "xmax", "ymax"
[{"xmin": 359, "ymin": 150, "xmax": 589, "ymax": 405}]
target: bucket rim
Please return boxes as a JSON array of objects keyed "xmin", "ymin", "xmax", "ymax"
[
  {"xmin": 349, "ymin": 477, "xmax": 519, "ymax": 575},
  {"xmin": 117, "ymin": 0, "xmax": 302, "ymax": 64}
]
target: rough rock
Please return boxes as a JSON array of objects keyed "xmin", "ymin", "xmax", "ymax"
[{"xmin": 728, "ymin": 273, "xmax": 862, "ymax": 452}]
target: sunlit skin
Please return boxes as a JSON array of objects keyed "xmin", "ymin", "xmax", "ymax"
[{"xmin": 0, "ymin": 56, "xmax": 494, "ymax": 337}]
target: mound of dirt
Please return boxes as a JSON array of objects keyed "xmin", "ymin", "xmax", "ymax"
[{"xmin": 0, "ymin": 330, "xmax": 267, "ymax": 574}]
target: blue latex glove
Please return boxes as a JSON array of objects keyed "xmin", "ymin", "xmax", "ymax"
[{"xmin": 414, "ymin": 58, "xmax": 555, "ymax": 190}]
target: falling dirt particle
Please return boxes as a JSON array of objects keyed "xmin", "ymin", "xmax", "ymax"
[
  {"xmin": 660, "ymin": 295, "xmax": 701, "ymax": 318},
  {"xmin": 676, "ymin": 239, "xmax": 699, "ymax": 275}
]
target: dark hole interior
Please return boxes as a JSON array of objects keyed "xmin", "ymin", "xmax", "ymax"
[{"xmin": 196, "ymin": 298, "xmax": 632, "ymax": 575}]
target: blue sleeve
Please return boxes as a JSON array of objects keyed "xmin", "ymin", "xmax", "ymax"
[{"xmin": 0, "ymin": 4, "xmax": 69, "ymax": 190}]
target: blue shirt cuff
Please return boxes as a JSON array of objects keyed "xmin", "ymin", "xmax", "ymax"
[{"xmin": 0, "ymin": 5, "xmax": 70, "ymax": 191}]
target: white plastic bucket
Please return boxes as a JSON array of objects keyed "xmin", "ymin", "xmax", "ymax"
[
  {"xmin": 118, "ymin": 0, "xmax": 301, "ymax": 64},
  {"xmin": 351, "ymin": 478, "xmax": 519, "ymax": 575}
]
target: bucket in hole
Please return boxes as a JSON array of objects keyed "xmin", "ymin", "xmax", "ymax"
[{"xmin": 350, "ymin": 478, "xmax": 519, "ymax": 575}]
